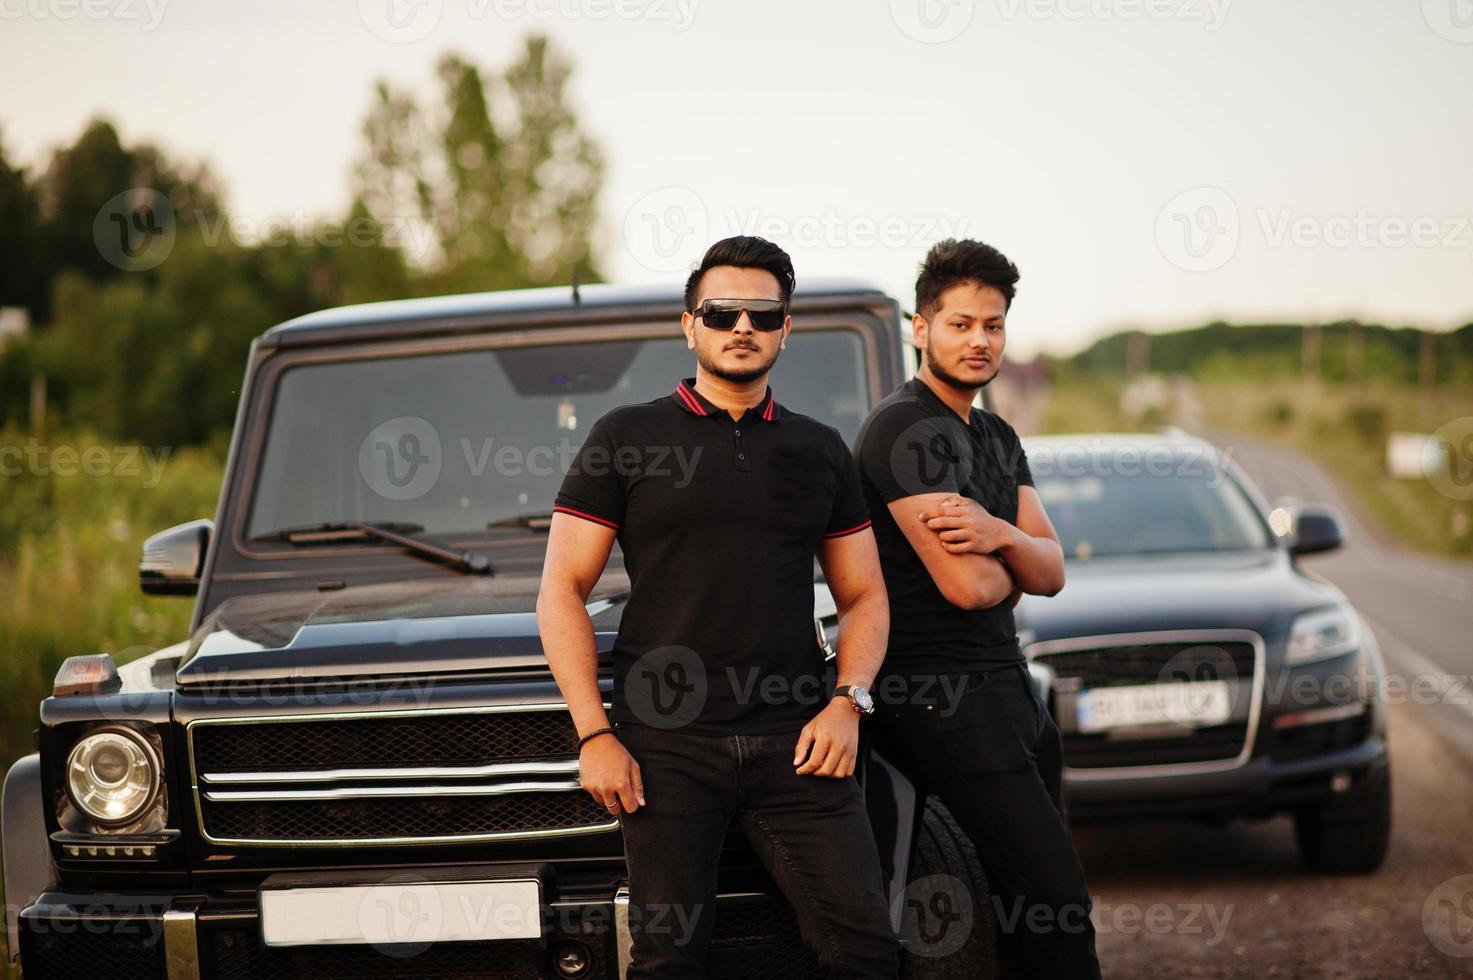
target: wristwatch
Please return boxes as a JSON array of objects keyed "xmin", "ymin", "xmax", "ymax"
[{"xmin": 834, "ymin": 684, "xmax": 875, "ymax": 715}]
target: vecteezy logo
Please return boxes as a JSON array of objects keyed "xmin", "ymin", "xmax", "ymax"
[
  {"xmin": 896, "ymin": 873, "xmax": 973, "ymax": 959},
  {"xmin": 1422, "ymin": 0, "xmax": 1473, "ymax": 43},
  {"xmin": 889, "ymin": 0, "xmax": 974, "ymax": 43},
  {"xmin": 1424, "ymin": 875, "xmax": 1473, "ymax": 958},
  {"xmin": 1155, "ymin": 186, "xmax": 1240, "ymax": 272},
  {"xmin": 887, "ymin": 415, "xmax": 976, "ymax": 498},
  {"xmin": 358, "ymin": 416, "xmax": 442, "ymax": 501},
  {"xmin": 93, "ymin": 188, "xmax": 175, "ymax": 272},
  {"xmin": 624, "ymin": 645, "xmax": 707, "ymax": 730},
  {"xmin": 1156, "ymin": 643, "xmax": 1240, "ymax": 728},
  {"xmin": 358, "ymin": 0, "xmax": 442, "ymax": 43},
  {"xmin": 622, "ymin": 187, "xmax": 708, "ymax": 274},
  {"xmin": 1424, "ymin": 417, "xmax": 1473, "ymax": 501},
  {"xmin": 358, "ymin": 874, "xmax": 442, "ymax": 958}
]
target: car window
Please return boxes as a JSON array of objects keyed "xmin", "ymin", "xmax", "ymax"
[
  {"xmin": 245, "ymin": 330, "xmax": 869, "ymax": 540},
  {"xmin": 1033, "ymin": 454, "xmax": 1272, "ymax": 559}
]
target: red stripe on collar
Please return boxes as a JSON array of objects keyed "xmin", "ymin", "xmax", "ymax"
[{"xmin": 674, "ymin": 382, "xmax": 707, "ymax": 416}]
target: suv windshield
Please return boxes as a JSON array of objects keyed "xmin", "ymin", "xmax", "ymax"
[
  {"xmin": 246, "ymin": 330, "xmax": 870, "ymax": 539},
  {"xmin": 1032, "ymin": 453, "xmax": 1273, "ymax": 559}
]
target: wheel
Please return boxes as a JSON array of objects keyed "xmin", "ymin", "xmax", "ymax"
[
  {"xmin": 898, "ymin": 797, "xmax": 998, "ymax": 980},
  {"xmin": 1293, "ymin": 760, "xmax": 1392, "ymax": 874}
]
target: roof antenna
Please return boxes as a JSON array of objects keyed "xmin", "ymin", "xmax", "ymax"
[{"xmin": 570, "ymin": 268, "xmax": 582, "ymax": 306}]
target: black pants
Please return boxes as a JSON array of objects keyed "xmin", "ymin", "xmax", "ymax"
[
  {"xmin": 616, "ymin": 721, "xmax": 900, "ymax": 979},
  {"xmin": 871, "ymin": 663, "xmax": 1102, "ymax": 979}
]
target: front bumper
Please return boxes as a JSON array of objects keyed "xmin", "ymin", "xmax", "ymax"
[
  {"xmin": 1064, "ymin": 734, "xmax": 1389, "ymax": 821},
  {"xmin": 17, "ymin": 884, "xmax": 820, "ymax": 979}
]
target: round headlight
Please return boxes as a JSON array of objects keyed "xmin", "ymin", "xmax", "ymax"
[{"xmin": 65, "ymin": 729, "xmax": 160, "ymax": 826}]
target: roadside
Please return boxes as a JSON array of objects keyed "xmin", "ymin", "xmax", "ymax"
[
  {"xmin": 1029, "ymin": 378, "xmax": 1473, "ymax": 976},
  {"xmin": 1078, "ymin": 695, "xmax": 1473, "ymax": 979}
]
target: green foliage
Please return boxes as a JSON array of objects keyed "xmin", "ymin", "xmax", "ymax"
[
  {"xmin": 1069, "ymin": 321, "xmax": 1473, "ymax": 386},
  {"xmin": 354, "ymin": 37, "xmax": 603, "ymax": 294},
  {"xmin": 0, "ymin": 422, "xmax": 222, "ymax": 769},
  {"xmin": 1264, "ymin": 399, "xmax": 1294, "ymax": 425},
  {"xmin": 0, "ymin": 125, "xmax": 48, "ymax": 314},
  {"xmin": 0, "ymin": 35, "xmax": 602, "ymax": 450},
  {"xmin": 1345, "ymin": 401, "xmax": 1387, "ymax": 441}
]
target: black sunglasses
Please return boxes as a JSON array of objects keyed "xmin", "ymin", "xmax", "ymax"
[{"xmin": 689, "ymin": 298, "xmax": 787, "ymax": 331}]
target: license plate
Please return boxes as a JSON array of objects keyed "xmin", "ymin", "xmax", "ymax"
[
  {"xmin": 260, "ymin": 878, "xmax": 541, "ymax": 947},
  {"xmin": 1076, "ymin": 680, "xmax": 1230, "ymax": 733}
]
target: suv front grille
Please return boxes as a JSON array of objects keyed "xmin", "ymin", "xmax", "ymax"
[
  {"xmin": 193, "ymin": 709, "xmax": 577, "ymax": 773},
  {"xmin": 202, "ymin": 791, "xmax": 612, "ymax": 842},
  {"xmin": 1030, "ymin": 631, "xmax": 1264, "ymax": 773},
  {"xmin": 188, "ymin": 705, "xmax": 618, "ymax": 846}
]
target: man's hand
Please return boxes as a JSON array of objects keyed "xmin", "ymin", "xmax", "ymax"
[
  {"xmin": 918, "ymin": 494, "xmax": 1016, "ymax": 555},
  {"xmin": 579, "ymin": 733, "xmax": 645, "ymax": 814},
  {"xmin": 794, "ymin": 699, "xmax": 861, "ymax": 777}
]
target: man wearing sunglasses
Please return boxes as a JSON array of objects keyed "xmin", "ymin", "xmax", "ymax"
[
  {"xmin": 538, "ymin": 236, "xmax": 899, "ymax": 978},
  {"xmin": 854, "ymin": 239, "xmax": 1099, "ymax": 977}
]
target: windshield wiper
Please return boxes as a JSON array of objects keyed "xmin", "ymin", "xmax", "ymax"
[
  {"xmin": 251, "ymin": 520, "xmax": 492, "ymax": 575},
  {"xmin": 485, "ymin": 512, "xmax": 554, "ymax": 531}
]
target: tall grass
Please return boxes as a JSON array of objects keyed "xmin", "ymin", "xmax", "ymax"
[
  {"xmin": 1193, "ymin": 379, "xmax": 1473, "ymax": 558},
  {"xmin": 0, "ymin": 423, "xmax": 224, "ymax": 769},
  {"xmin": 1040, "ymin": 375, "xmax": 1473, "ymax": 560}
]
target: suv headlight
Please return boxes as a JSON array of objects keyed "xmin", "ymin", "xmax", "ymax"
[
  {"xmin": 65, "ymin": 728, "xmax": 161, "ymax": 826},
  {"xmin": 1286, "ymin": 606, "xmax": 1362, "ymax": 667}
]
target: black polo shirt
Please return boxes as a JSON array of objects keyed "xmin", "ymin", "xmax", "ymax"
[
  {"xmin": 553, "ymin": 377, "xmax": 871, "ymax": 735},
  {"xmin": 854, "ymin": 377, "xmax": 1034, "ymax": 676}
]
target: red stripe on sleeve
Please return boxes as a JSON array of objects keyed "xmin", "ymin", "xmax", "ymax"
[
  {"xmin": 823, "ymin": 520, "xmax": 872, "ymax": 538},
  {"xmin": 552, "ymin": 505, "xmax": 620, "ymax": 530}
]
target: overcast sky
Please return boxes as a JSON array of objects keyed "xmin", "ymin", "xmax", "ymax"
[{"xmin": 4, "ymin": 0, "xmax": 1471, "ymax": 358}]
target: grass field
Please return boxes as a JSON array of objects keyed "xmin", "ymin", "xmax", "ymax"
[
  {"xmin": 1040, "ymin": 373, "xmax": 1473, "ymax": 560},
  {"xmin": 0, "ymin": 423, "xmax": 225, "ymax": 773}
]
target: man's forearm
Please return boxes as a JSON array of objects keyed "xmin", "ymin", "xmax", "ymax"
[
  {"xmin": 536, "ymin": 584, "xmax": 611, "ymax": 737},
  {"xmin": 831, "ymin": 587, "xmax": 889, "ymax": 689},
  {"xmin": 995, "ymin": 527, "xmax": 1065, "ymax": 596}
]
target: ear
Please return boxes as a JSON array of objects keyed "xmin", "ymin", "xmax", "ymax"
[
  {"xmin": 681, "ymin": 311, "xmax": 696, "ymax": 349},
  {"xmin": 911, "ymin": 312, "xmax": 929, "ymax": 352},
  {"xmin": 779, "ymin": 315, "xmax": 792, "ymax": 350}
]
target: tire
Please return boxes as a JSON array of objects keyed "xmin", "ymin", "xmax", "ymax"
[
  {"xmin": 898, "ymin": 798, "xmax": 998, "ymax": 980},
  {"xmin": 1293, "ymin": 760, "xmax": 1392, "ymax": 874}
]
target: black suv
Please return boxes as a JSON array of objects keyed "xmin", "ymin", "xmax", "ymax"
[{"xmin": 2, "ymin": 280, "xmax": 992, "ymax": 980}]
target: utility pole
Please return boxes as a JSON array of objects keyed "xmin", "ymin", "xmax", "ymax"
[
  {"xmin": 1346, "ymin": 323, "xmax": 1364, "ymax": 385},
  {"xmin": 1127, "ymin": 331, "xmax": 1150, "ymax": 376},
  {"xmin": 1419, "ymin": 330, "xmax": 1435, "ymax": 424},
  {"xmin": 30, "ymin": 374, "xmax": 46, "ymax": 439},
  {"xmin": 1301, "ymin": 325, "xmax": 1321, "ymax": 382}
]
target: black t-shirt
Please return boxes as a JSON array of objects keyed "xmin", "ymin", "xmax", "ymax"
[
  {"xmin": 553, "ymin": 377, "xmax": 871, "ymax": 735},
  {"xmin": 854, "ymin": 377, "xmax": 1034, "ymax": 675}
]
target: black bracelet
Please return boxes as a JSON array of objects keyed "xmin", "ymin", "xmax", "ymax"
[{"xmin": 577, "ymin": 727, "xmax": 616, "ymax": 751}]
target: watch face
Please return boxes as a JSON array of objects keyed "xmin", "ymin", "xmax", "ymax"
[{"xmin": 853, "ymin": 687, "xmax": 874, "ymax": 712}]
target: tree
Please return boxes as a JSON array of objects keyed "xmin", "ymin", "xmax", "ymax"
[
  {"xmin": 0, "ymin": 126, "xmax": 49, "ymax": 317},
  {"xmin": 353, "ymin": 35, "xmax": 603, "ymax": 294}
]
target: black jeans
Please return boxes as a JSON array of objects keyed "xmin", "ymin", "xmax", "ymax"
[
  {"xmin": 872, "ymin": 663, "xmax": 1101, "ymax": 980},
  {"xmin": 616, "ymin": 721, "xmax": 900, "ymax": 979}
]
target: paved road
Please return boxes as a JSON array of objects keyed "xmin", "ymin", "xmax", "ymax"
[
  {"xmin": 1206, "ymin": 427, "xmax": 1473, "ymax": 761},
  {"xmin": 1072, "ymin": 430, "xmax": 1473, "ymax": 978}
]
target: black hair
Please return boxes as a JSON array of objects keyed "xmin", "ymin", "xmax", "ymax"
[
  {"xmin": 915, "ymin": 238, "xmax": 1020, "ymax": 319},
  {"xmin": 683, "ymin": 235, "xmax": 796, "ymax": 311}
]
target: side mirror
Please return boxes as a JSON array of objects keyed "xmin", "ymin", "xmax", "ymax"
[
  {"xmin": 140, "ymin": 519, "xmax": 213, "ymax": 595},
  {"xmin": 1289, "ymin": 504, "xmax": 1343, "ymax": 556}
]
